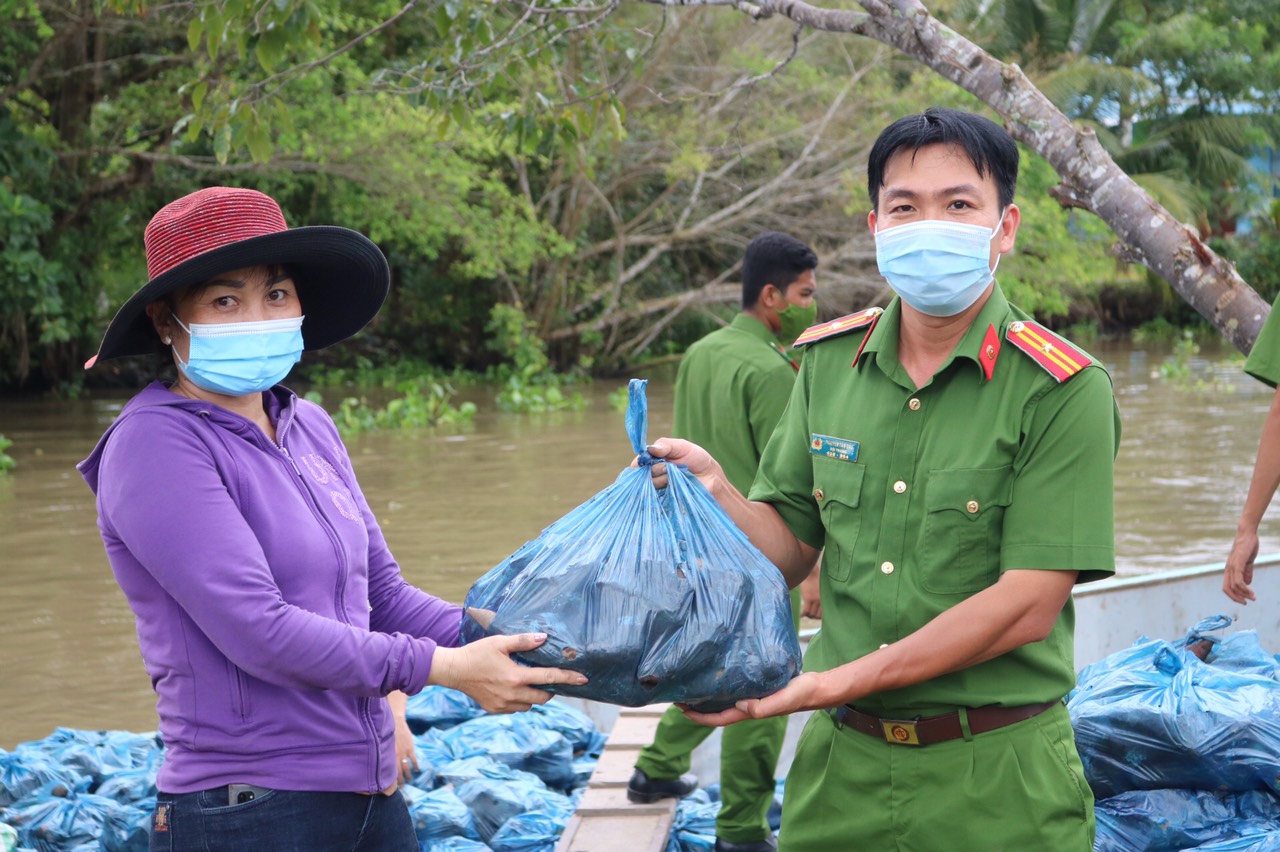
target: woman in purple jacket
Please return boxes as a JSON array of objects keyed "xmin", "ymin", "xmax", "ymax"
[{"xmin": 78, "ymin": 186, "xmax": 586, "ymax": 851}]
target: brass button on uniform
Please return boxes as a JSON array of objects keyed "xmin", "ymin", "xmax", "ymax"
[
  {"xmin": 893, "ymin": 480, "xmax": 907, "ymax": 494},
  {"xmin": 908, "ymin": 398, "xmax": 921, "ymax": 411},
  {"xmin": 814, "ymin": 488, "xmax": 825, "ymax": 501},
  {"xmin": 966, "ymin": 500, "xmax": 980, "ymax": 514},
  {"xmin": 880, "ymin": 561, "xmax": 894, "ymax": 575},
  {"xmin": 1009, "ymin": 320, "xmax": 1025, "ymax": 333}
]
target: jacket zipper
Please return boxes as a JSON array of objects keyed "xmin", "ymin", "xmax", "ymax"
[
  {"xmin": 274, "ymin": 405, "xmax": 379, "ymax": 791},
  {"xmin": 230, "ymin": 664, "xmax": 250, "ymax": 723}
]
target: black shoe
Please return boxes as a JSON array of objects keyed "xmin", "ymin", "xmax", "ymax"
[
  {"xmin": 626, "ymin": 768, "xmax": 697, "ymax": 803},
  {"xmin": 714, "ymin": 837, "xmax": 778, "ymax": 852}
]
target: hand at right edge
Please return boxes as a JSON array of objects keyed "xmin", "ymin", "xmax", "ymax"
[
  {"xmin": 1225, "ymin": 527, "xmax": 1260, "ymax": 604},
  {"xmin": 428, "ymin": 632, "xmax": 588, "ymax": 714}
]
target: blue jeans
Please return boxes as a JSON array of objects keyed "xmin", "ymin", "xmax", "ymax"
[{"xmin": 149, "ymin": 787, "xmax": 418, "ymax": 852}]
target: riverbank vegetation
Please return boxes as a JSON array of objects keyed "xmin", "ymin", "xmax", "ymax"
[{"xmin": 1, "ymin": 0, "xmax": 1275, "ymax": 395}]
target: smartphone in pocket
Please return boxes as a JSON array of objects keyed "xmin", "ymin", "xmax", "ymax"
[{"xmin": 227, "ymin": 784, "xmax": 271, "ymax": 806}]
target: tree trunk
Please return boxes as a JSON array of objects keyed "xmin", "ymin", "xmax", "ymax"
[{"xmin": 644, "ymin": 0, "xmax": 1270, "ymax": 352}]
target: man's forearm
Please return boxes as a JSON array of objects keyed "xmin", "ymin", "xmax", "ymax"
[
  {"xmin": 1239, "ymin": 387, "xmax": 1280, "ymax": 531},
  {"xmin": 702, "ymin": 471, "xmax": 819, "ymax": 586},
  {"xmin": 811, "ymin": 569, "xmax": 1076, "ymax": 708}
]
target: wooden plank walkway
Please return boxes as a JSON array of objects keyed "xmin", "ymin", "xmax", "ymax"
[{"xmin": 555, "ymin": 703, "xmax": 676, "ymax": 852}]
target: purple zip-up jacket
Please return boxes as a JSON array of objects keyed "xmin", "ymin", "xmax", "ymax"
[{"xmin": 77, "ymin": 382, "xmax": 463, "ymax": 794}]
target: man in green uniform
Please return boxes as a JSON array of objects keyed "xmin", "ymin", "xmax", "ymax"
[
  {"xmin": 647, "ymin": 108, "xmax": 1120, "ymax": 851},
  {"xmin": 1225, "ymin": 294, "xmax": 1280, "ymax": 604},
  {"xmin": 628, "ymin": 231, "xmax": 822, "ymax": 852}
]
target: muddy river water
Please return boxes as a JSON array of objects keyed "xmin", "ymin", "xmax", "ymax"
[{"xmin": 1, "ymin": 337, "xmax": 1276, "ymax": 748}]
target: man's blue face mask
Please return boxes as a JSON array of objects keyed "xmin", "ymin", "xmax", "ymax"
[
  {"xmin": 172, "ymin": 315, "xmax": 304, "ymax": 396},
  {"xmin": 874, "ymin": 213, "xmax": 1004, "ymax": 317}
]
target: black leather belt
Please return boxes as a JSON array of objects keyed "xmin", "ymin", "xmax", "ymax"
[{"xmin": 831, "ymin": 699, "xmax": 1060, "ymax": 746}]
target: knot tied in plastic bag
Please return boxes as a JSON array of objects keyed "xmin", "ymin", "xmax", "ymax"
[{"xmin": 461, "ymin": 379, "xmax": 803, "ymax": 711}]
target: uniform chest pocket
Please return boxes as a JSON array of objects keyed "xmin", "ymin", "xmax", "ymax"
[
  {"xmin": 813, "ymin": 459, "xmax": 866, "ymax": 584},
  {"xmin": 920, "ymin": 467, "xmax": 1013, "ymax": 595}
]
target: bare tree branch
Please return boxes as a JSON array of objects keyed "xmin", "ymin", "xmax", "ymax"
[
  {"xmin": 635, "ymin": 0, "xmax": 1268, "ymax": 352},
  {"xmin": 58, "ymin": 147, "xmax": 365, "ymax": 178}
]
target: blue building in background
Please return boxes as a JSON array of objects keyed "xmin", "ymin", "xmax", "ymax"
[{"xmin": 1238, "ymin": 147, "xmax": 1280, "ymax": 235}]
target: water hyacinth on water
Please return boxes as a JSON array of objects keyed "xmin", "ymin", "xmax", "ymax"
[{"xmin": 462, "ymin": 379, "xmax": 802, "ymax": 712}]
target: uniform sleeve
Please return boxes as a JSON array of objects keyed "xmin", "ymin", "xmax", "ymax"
[
  {"xmin": 749, "ymin": 353, "xmax": 825, "ymax": 550},
  {"xmin": 1000, "ymin": 365, "xmax": 1120, "ymax": 583},
  {"xmin": 98, "ymin": 410, "xmax": 439, "ymax": 697},
  {"xmin": 1245, "ymin": 295, "xmax": 1280, "ymax": 388}
]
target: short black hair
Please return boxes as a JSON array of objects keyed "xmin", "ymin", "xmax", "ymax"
[
  {"xmin": 742, "ymin": 232, "xmax": 818, "ymax": 309},
  {"xmin": 866, "ymin": 108, "xmax": 1019, "ymax": 211}
]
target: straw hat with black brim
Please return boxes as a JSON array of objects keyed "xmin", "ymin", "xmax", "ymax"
[{"xmin": 85, "ymin": 186, "xmax": 390, "ymax": 368}]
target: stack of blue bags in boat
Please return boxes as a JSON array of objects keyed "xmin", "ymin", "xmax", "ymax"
[
  {"xmin": 0, "ymin": 689, "xmax": 606, "ymax": 852},
  {"xmin": 461, "ymin": 379, "xmax": 802, "ymax": 712},
  {"xmin": 1070, "ymin": 614, "xmax": 1280, "ymax": 851},
  {"xmin": 0, "ymin": 727, "xmax": 157, "ymax": 851}
]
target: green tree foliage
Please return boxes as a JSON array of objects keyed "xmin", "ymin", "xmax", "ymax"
[
  {"xmin": 959, "ymin": 0, "xmax": 1279, "ymax": 232},
  {"xmin": 4, "ymin": 0, "xmax": 1273, "ymax": 390},
  {"xmin": 2, "ymin": 3, "xmax": 199, "ymax": 388},
  {"xmin": 0, "ymin": 183, "xmax": 67, "ymax": 385},
  {"xmin": 2, "ymin": 1, "xmax": 569, "ymax": 387},
  {"xmin": 1213, "ymin": 201, "xmax": 1280, "ymax": 307},
  {"xmin": 1000, "ymin": 152, "xmax": 1138, "ymax": 319}
]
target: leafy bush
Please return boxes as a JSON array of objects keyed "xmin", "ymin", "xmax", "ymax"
[
  {"xmin": 1132, "ymin": 317, "xmax": 1186, "ymax": 345},
  {"xmin": 0, "ymin": 434, "xmax": 14, "ymax": 474},
  {"xmin": 0, "ymin": 184, "xmax": 68, "ymax": 386},
  {"xmin": 306, "ymin": 384, "xmax": 477, "ymax": 436},
  {"xmin": 486, "ymin": 305, "xmax": 586, "ymax": 414}
]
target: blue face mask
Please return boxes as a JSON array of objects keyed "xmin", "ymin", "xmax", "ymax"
[
  {"xmin": 875, "ymin": 215, "xmax": 1003, "ymax": 317},
  {"xmin": 172, "ymin": 315, "xmax": 304, "ymax": 396}
]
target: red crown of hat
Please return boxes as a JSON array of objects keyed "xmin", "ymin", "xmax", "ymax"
[
  {"xmin": 145, "ymin": 187, "xmax": 289, "ymax": 280},
  {"xmin": 86, "ymin": 185, "xmax": 390, "ymax": 368}
]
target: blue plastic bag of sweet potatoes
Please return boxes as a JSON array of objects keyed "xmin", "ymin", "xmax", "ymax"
[{"xmin": 460, "ymin": 379, "xmax": 802, "ymax": 712}]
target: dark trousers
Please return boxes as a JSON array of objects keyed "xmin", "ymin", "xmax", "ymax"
[{"xmin": 149, "ymin": 788, "xmax": 418, "ymax": 852}]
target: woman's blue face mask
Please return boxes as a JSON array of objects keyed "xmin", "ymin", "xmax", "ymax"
[
  {"xmin": 172, "ymin": 315, "xmax": 304, "ymax": 396},
  {"xmin": 874, "ymin": 213, "xmax": 1004, "ymax": 317}
]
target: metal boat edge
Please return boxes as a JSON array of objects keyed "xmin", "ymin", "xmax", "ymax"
[{"xmin": 555, "ymin": 556, "xmax": 1280, "ymax": 851}]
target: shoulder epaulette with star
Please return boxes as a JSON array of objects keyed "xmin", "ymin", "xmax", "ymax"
[
  {"xmin": 791, "ymin": 307, "xmax": 884, "ymax": 348},
  {"xmin": 1005, "ymin": 320, "xmax": 1092, "ymax": 382}
]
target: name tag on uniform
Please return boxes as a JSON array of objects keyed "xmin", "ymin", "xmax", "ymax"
[{"xmin": 810, "ymin": 434, "xmax": 859, "ymax": 462}]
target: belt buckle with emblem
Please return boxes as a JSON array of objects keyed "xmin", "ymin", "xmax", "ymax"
[{"xmin": 881, "ymin": 718, "xmax": 921, "ymax": 746}]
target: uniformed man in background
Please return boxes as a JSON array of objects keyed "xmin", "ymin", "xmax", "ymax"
[
  {"xmin": 647, "ymin": 107, "xmax": 1120, "ymax": 851},
  {"xmin": 627, "ymin": 231, "xmax": 822, "ymax": 852}
]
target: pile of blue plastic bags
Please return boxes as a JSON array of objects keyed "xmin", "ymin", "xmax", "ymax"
[
  {"xmin": 0, "ymin": 688, "xmax": 606, "ymax": 852},
  {"xmin": 667, "ymin": 780, "xmax": 785, "ymax": 852},
  {"xmin": 1070, "ymin": 614, "xmax": 1280, "ymax": 851}
]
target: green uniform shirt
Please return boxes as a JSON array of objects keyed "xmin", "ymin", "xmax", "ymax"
[
  {"xmin": 674, "ymin": 313, "xmax": 798, "ymax": 493},
  {"xmin": 1245, "ymin": 294, "xmax": 1280, "ymax": 387},
  {"xmin": 750, "ymin": 287, "xmax": 1120, "ymax": 716}
]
